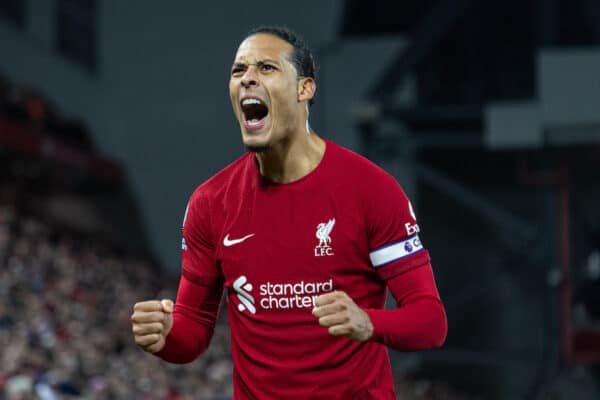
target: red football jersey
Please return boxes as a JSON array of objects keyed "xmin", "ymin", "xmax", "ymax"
[{"xmin": 175, "ymin": 140, "xmax": 437, "ymax": 399}]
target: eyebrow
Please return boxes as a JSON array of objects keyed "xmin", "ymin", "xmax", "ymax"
[{"xmin": 231, "ymin": 59, "xmax": 280, "ymax": 69}]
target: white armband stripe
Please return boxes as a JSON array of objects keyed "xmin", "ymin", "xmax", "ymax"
[{"xmin": 369, "ymin": 235, "xmax": 424, "ymax": 268}]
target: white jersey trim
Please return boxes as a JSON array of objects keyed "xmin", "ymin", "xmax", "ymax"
[{"xmin": 369, "ymin": 235, "xmax": 424, "ymax": 268}]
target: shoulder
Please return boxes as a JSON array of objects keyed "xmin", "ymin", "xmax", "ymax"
[
  {"xmin": 326, "ymin": 140, "xmax": 401, "ymax": 189},
  {"xmin": 325, "ymin": 141, "xmax": 411, "ymax": 228},
  {"xmin": 183, "ymin": 153, "xmax": 253, "ymax": 237}
]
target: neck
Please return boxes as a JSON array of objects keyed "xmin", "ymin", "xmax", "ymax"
[{"xmin": 254, "ymin": 130, "xmax": 325, "ymax": 184}]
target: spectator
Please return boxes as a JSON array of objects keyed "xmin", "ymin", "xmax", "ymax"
[{"xmin": 0, "ymin": 201, "xmax": 233, "ymax": 399}]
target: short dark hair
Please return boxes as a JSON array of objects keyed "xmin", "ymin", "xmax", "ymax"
[{"xmin": 247, "ymin": 26, "xmax": 316, "ymax": 106}]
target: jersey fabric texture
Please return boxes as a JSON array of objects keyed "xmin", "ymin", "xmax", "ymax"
[{"xmin": 158, "ymin": 140, "xmax": 445, "ymax": 399}]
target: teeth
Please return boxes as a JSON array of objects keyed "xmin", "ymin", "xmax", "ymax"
[{"xmin": 242, "ymin": 98, "xmax": 262, "ymax": 106}]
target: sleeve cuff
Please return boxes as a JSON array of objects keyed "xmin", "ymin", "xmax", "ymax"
[{"xmin": 365, "ymin": 308, "xmax": 387, "ymax": 344}]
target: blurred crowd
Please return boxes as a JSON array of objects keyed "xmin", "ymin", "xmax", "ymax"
[{"xmin": 0, "ymin": 201, "xmax": 233, "ymax": 400}]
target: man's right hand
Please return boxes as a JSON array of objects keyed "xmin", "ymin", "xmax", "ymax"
[{"xmin": 131, "ymin": 299, "xmax": 174, "ymax": 353}]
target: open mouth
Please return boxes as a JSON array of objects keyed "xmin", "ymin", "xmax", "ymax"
[{"xmin": 241, "ymin": 98, "xmax": 269, "ymax": 130}]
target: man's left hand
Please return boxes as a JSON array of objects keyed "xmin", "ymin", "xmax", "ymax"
[{"xmin": 312, "ymin": 291, "xmax": 373, "ymax": 342}]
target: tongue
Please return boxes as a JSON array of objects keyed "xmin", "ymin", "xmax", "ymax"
[{"xmin": 246, "ymin": 116, "xmax": 265, "ymax": 128}]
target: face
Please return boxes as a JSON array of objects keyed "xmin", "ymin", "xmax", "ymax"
[{"xmin": 229, "ymin": 34, "xmax": 312, "ymax": 152}]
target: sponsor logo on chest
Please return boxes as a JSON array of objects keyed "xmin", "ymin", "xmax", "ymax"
[{"xmin": 233, "ymin": 275, "xmax": 334, "ymax": 314}]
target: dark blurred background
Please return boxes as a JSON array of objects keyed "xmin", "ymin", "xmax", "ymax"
[{"xmin": 1, "ymin": 0, "xmax": 599, "ymax": 399}]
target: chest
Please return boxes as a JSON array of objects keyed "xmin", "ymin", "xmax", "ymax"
[{"xmin": 216, "ymin": 186, "xmax": 374, "ymax": 308}]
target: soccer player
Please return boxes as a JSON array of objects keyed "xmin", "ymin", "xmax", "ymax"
[{"xmin": 131, "ymin": 26, "xmax": 447, "ymax": 399}]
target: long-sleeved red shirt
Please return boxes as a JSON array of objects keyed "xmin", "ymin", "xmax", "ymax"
[{"xmin": 157, "ymin": 140, "xmax": 447, "ymax": 399}]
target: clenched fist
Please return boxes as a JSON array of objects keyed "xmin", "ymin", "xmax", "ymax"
[
  {"xmin": 131, "ymin": 299, "xmax": 174, "ymax": 353},
  {"xmin": 312, "ymin": 291, "xmax": 374, "ymax": 342}
]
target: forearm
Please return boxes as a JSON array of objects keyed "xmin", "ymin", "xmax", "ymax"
[
  {"xmin": 156, "ymin": 273, "xmax": 223, "ymax": 363},
  {"xmin": 366, "ymin": 264, "xmax": 447, "ymax": 351}
]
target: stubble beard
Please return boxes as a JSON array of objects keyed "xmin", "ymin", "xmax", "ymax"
[
  {"xmin": 245, "ymin": 142, "xmax": 271, "ymax": 153},
  {"xmin": 243, "ymin": 130, "xmax": 271, "ymax": 153}
]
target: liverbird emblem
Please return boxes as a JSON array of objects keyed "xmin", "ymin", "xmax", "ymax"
[{"xmin": 315, "ymin": 218, "xmax": 336, "ymax": 256}]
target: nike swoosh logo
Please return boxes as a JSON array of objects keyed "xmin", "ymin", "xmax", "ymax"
[{"xmin": 223, "ymin": 233, "xmax": 255, "ymax": 247}]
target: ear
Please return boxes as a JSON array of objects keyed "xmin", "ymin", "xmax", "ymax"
[{"xmin": 297, "ymin": 77, "xmax": 316, "ymax": 103}]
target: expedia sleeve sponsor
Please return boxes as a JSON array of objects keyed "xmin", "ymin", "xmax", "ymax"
[{"xmin": 364, "ymin": 172, "xmax": 430, "ymax": 276}]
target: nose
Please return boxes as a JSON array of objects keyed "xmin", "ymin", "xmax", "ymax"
[
  {"xmin": 241, "ymin": 78, "xmax": 256, "ymax": 89},
  {"xmin": 241, "ymin": 68, "xmax": 258, "ymax": 88}
]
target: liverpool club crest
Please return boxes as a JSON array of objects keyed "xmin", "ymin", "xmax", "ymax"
[{"xmin": 315, "ymin": 218, "xmax": 335, "ymax": 256}]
